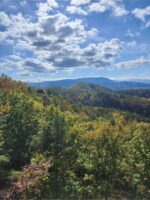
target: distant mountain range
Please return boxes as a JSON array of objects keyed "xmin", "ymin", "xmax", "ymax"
[
  {"xmin": 128, "ymin": 79, "xmax": 150, "ymax": 84},
  {"xmin": 28, "ymin": 77, "xmax": 150, "ymax": 90}
]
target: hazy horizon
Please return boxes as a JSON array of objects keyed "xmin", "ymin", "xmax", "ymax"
[{"xmin": 25, "ymin": 76, "xmax": 150, "ymax": 83}]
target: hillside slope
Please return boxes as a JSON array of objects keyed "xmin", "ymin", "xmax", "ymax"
[{"xmin": 46, "ymin": 83, "xmax": 150, "ymax": 117}]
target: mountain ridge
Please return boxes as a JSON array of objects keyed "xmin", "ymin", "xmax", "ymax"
[{"xmin": 28, "ymin": 77, "xmax": 150, "ymax": 90}]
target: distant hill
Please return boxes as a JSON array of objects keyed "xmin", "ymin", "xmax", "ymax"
[
  {"xmin": 128, "ymin": 79, "xmax": 150, "ymax": 84},
  {"xmin": 46, "ymin": 82, "xmax": 150, "ymax": 117},
  {"xmin": 28, "ymin": 77, "xmax": 150, "ymax": 90}
]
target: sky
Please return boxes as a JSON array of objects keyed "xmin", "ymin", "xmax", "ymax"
[{"xmin": 0, "ymin": 0, "xmax": 150, "ymax": 82}]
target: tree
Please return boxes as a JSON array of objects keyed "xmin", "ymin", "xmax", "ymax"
[
  {"xmin": 37, "ymin": 105, "xmax": 67, "ymax": 198},
  {"xmin": 1, "ymin": 93, "xmax": 39, "ymax": 168}
]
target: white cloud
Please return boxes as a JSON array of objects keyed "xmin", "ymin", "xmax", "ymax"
[
  {"xmin": 36, "ymin": 0, "xmax": 58, "ymax": 19},
  {"xmin": 115, "ymin": 57, "xmax": 150, "ymax": 68},
  {"xmin": 132, "ymin": 6, "xmax": 150, "ymax": 29},
  {"xmin": 0, "ymin": 11, "xmax": 10, "ymax": 26},
  {"xmin": 0, "ymin": 3, "xmax": 123, "ymax": 75},
  {"xmin": 23, "ymin": 57, "xmax": 55, "ymax": 72},
  {"xmin": 132, "ymin": 6, "xmax": 150, "ymax": 21},
  {"xmin": 0, "ymin": 9, "xmax": 122, "ymax": 73},
  {"xmin": 89, "ymin": 2, "xmax": 106, "ymax": 12},
  {"xmin": 81, "ymin": 38, "xmax": 122, "ymax": 68},
  {"xmin": 67, "ymin": 6, "xmax": 87, "ymax": 15},
  {"xmin": 113, "ymin": 5, "xmax": 128, "ymax": 16},
  {"xmin": 0, "ymin": 56, "xmax": 55, "ymax": 74},
  {"xmin": 0, "ymin": 12, "xmax": 36, "ymax": 43},
  {"xmin": 71, "ymin": 0, "xmax": 91, "ymax": 6},
  {"xmin": 48, "ymin": 0, "xmax": 58, "ymax": 7},
  {"xmin": 89, "ymin": 0, "xmax": 128, "ymax": 16}
]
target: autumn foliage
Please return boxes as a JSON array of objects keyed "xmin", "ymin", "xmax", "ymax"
[{"xmin": 0, "ymin": 76, "xmax": 150, "ymax": 199}]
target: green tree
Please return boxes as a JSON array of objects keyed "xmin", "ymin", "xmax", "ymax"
[
  {"xmin": 37, "ymin": 105, "xmax": 67, "ymax": 198},
  {"xmin": 1, "ymin": 93, "xmax": 39, "ymax": 168}
]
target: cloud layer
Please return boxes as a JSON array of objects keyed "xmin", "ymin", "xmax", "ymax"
[
  {"xmin": 0, "ymin": 0, "xmax": 149, "ymax": 80},
  {"xmin": 0, "ymin": 0, "xmax": 124, "ymax": 75}
]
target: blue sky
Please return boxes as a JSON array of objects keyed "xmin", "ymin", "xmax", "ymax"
[{"xmin": 0, "ymin": 0, "xmax": 150, "ymax": 82}]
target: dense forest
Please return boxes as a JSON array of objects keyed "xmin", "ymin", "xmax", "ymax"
[{"xmin": 0, "ymin": 75, "xmax": 150, "ymax": 199}]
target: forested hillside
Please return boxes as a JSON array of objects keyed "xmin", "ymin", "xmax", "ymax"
[
  {"xmin": 0, "ymin": 76, "xmax": 150, "ymax": 199},
  {"xmin": 119, "ymin": 89, "xmax": 150, "ymax": 98},
  {"xmin": 46, "ymin": 83, "xmax": 150, "ymax": 117}
]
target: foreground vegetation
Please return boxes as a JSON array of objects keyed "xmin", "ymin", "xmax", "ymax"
[{"xmin": 0, "ymin": 75, "xmax": 150, "ymax": 199}]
